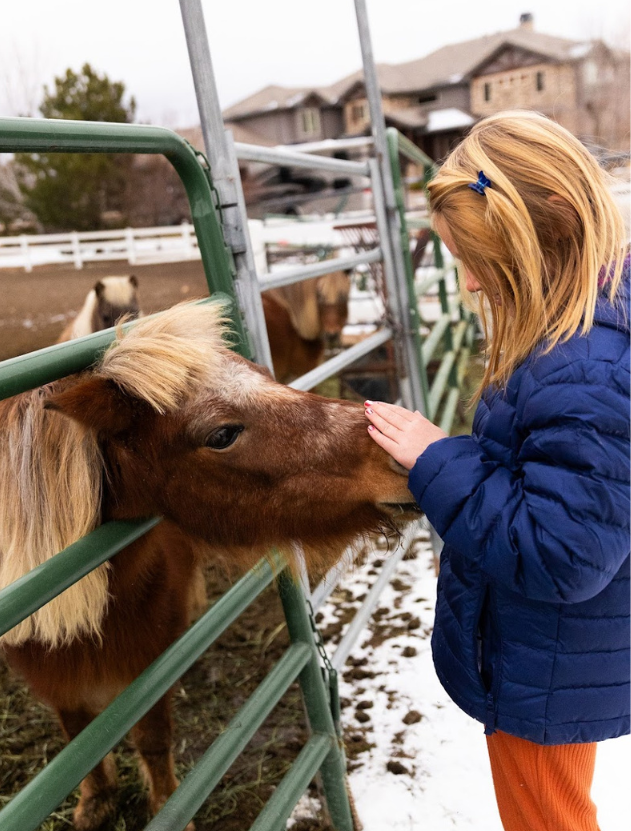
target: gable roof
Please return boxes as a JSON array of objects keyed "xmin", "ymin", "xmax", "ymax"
[
  {"xmin": 222, "ymin": 25, "xmax": 599, "ymax": 120},
  {"xmin": 223, "ymin": 84, "xmax": 333, "ymax": 120},
  {"xmin": 384, "ymin": 27, "xmax": 590, "ymax": 93}
]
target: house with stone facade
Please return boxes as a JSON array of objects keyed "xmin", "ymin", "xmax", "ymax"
[{"xmin": 216, "ymin": 13, "xmax": 629, "ymax": 212}]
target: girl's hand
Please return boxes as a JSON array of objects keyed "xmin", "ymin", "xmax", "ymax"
[{"xmin": 364, "ymin": 400, "xmax": 448, "ymax": 470}]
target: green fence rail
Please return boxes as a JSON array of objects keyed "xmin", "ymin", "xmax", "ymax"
[
  {"xmin": 0, "ymin": 116, "xmax": 354, "ymax": 831},
  {"xmin": 387, "ymin": 127, "xmax": 477, "ymax": 432}
]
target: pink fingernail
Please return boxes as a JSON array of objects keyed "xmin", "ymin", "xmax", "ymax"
[
  {"xmin": 366, "ymin": 408, "xmax": 373, "ymax": 414},
  {"xmin": 364, "ymin": 400, "xmax": 373, "ymax": 406},
  {"xmin": 368, "ymin": 425, "xmax": 375, "ymax": 431}
]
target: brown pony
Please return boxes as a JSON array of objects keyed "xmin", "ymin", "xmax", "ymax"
[
  {"xmin": 0, "ymin": 303, "xmax": 416, "ymax": 830},
  {"xmin": 58, "ymin": 275, "xmax": 141, "ymax": 342},
  {"xmin": 263, "ymin": 269, "xmax": 351, "ymax": 382}
]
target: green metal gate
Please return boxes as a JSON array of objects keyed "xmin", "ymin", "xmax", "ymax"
[{"xmin": 0, "ymin": 117, "xmax": 355, "ymax": 831}]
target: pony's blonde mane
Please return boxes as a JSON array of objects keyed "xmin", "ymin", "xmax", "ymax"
[
  {"xmin": 69, "ymin": 288, "xmax": 99, "ymax": 339},
  {"xmin": 0, "ymin": 392, "xmax": 105, "ymax": 647},
  {"xmin": 0, "ymin": 302, "xmax": 231, "ymax": 647}
]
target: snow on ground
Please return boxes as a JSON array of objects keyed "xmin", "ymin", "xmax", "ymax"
[{"xmin": 311, "ymin": 528, "xmax": 630, "ymax": 831}]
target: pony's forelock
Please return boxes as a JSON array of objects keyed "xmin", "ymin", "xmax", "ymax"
[{"xmin": 99, "ymin": 302, "xmax": 232, "ymax": 414}]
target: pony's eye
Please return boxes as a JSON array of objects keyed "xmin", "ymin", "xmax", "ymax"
[{"xmin": 205, "ymin": 424, "xmax": 244, "ymax": 450}]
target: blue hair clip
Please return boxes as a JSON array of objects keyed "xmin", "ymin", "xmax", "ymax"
[{"xmin": 468, "ymin": 170, "xmax": 492, "ymax": 195}]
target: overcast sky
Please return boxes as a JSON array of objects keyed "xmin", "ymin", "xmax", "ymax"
[{"xmin": 1, "ymin": 0, "xmax": 629, "ymax": 128}]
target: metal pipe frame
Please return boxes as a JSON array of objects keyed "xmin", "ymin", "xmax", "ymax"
[
  {"xmin": 234, "ymin": 141, "xmax": 370, "ymax": 177},
  {"xmin": 387, "ymin": 127, "xmax": 432, "ymax": 415},
  {"xmin": 273, "ymin": 135, "xmax": 374, "ymax": 156},
  {"xmin": 144, "ymin": 641, "xmax": 313, "ymax": 831},
  {"xmin": 427, "ymin": 319, "xmax": 469, "ymax": 419},
  {"xmin": 248, "ymin": 734, "xmax": 333, "ymax": 831},
  {"xmin": 354, "ymin": 0, "xmax": 427, "ymax": 417},
  {"xmin": 259, "ymin": 248, "xmax": 383, "ymax": 292},
  {"xmin": 289, "ymin": 327, "xmax": 392, "ymax": 392},
  {"xmin": 276, "ymin": 571, "xmax": 354, "ymax": 831},
  {"xmin": 369, "ymin": 157, "xmax": 414, "ymax": 409},
  {"xmin": 224, "ymin": 129, "xmax": 275, "ymax": 370},
  {"xmin": 0, "ymin": 558, "xmax": 278, "ymax": 831},
  {"xmin": 179, "ymin": 0, "xmax": 267, "ymax": 366},
  {"xmin": 330, "ymin": 526, "xmax": 418, "ymax": 671}
]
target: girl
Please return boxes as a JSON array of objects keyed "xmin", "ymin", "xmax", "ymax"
[{"xmin": 365, "ymin": 111, "xmax": 629, "ymax": 831}]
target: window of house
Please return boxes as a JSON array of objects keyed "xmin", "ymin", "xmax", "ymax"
[
  {"xmin": 299, "ymin": 107, "xmax": 320, "ymax": 137},
  {"xmin": 351, "ymin": 102, "xmax": 367, "ymax": 123},
  {"xmin": 536, "ymin": 71, "xmax": 545, "ymax": 92},
  {"xmin": 584, "ymin": 60, "xmax": 598, "ymax": 85},
  {"xmin": 484, "ymin": 82, "xmax": 491, "ymax": 102}
]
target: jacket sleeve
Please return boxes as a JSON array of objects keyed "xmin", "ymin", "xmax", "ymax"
[{"xmin": 408, "ymin": 360, "xmax": 630, "ymax": 604}]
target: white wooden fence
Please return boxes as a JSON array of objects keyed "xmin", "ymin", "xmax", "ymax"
[
  {"xmin": 0, "ymin": 217, "xmax": 357, "ymax": 274},
  {"xmin": 0, "ymin": 224, "xmax": 203, "ymax": 272}
]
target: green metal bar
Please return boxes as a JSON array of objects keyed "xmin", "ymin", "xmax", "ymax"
[
  {"xmin": 416, "ymin": 265, "xmax": 454, "ymax": 298},
  {"xmin": 276, "ymin": 571, "xmax": 354, "ymax": 831},
  {"xmin": 439, "ymin": 385, "xmax": 461, "ymax": 435},
  {"xmin": 145, "ymin": 641, "xmax": 312, "ymax": 831},
  {"xmin": 249, "ymin": 734, "xmax": 333, "ymax": 831},
  {"xmin": 0, "ymin": 558, "xmax": 277, "ymax": 831},
  {"xmin": 439, "ymin": 347, "xmax": 472, "ymax": 434},
  {"xmin": 428, "ymin": 320, "xmax": 468, "ymax": 418},
  {"xmin": 0, "ymin": 519, "xmax": 160, "ymax": 637},
  {"xmin": 431, "ymin": 233, "xmax": 460, "ymax": 398},
  {"xmin": 0, "ymin": 116, "xmax": 250, "ymax": 356},
  {"xmin": 421, "ymin": 312, "xmax": 452, "ymax": 366},
  {"xmin": 386, "ymin": 127, "xmax": 431, "ymax": 415},
  {"xmin": 393, "ymin": 130, "xmax": 437, "ymax": 173}
]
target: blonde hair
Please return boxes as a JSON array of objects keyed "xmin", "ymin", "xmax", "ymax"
[{"xmin": 427, "ymin": 110, "xmax": 627, "ymax": 395}]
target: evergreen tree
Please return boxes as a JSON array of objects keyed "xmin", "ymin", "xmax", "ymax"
[{"xmin": 16, "ymin": 64, "xmax": 136, "ymax": 231}]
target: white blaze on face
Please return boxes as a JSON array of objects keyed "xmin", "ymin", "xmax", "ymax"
[{"xmin": 213, "ymin": 356, "xmax": 296, "ymax": 406}]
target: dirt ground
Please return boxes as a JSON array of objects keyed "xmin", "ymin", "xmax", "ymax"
[{"xmin": 0, "ymin": 259, "xmax": 214, "ymax": 362}]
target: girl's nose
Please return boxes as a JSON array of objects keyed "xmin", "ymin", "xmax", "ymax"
[{"xmin": 464, "ymin": 271, "xmax": 482, "ymax": 292}]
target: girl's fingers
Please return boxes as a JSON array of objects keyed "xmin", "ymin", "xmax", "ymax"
[
  {"xmin": 365, "ymin": 406, "xmax": 402, "ymax": 441},
  {"xmin": 365, "ymin": 400, "xmax": 416, "ymax": 427},
  {"xmin": 367, "ymin": 424, "xmax": 401, "ymax": 456}
]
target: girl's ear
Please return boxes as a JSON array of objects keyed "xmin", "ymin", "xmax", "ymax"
[{"xmin": 44, "ymin": 377, "xmax": 137, "ymax": 437}]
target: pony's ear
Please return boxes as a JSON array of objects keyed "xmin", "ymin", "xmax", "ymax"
[
  {"xmin": 94, "ymin": 280, "xmax": 106, "ymax": 299},
  {"xmin": 129, "ymin": 274, "xmax": 138, "ymax": 288},
  {"xmin": 44, "ymin": 377, "xmax": 136, "ymax": 437}
]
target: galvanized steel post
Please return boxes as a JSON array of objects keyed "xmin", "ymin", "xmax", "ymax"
[
  {"xmin": 179, "ymin": 0, "xmax": 273, "ymax": 369},
  {"xmin": 353, "ymin": 0, "xmax": 427, "ymax": 413}
]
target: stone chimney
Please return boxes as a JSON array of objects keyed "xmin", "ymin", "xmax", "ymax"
[{"xmin": 519, "ymin": 12, "xmax": 534, "ymax": 31}]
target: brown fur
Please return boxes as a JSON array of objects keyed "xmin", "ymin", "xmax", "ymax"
[
  {"xmin": 0, "ymin": 302, "xmax": 415, "ymax": 830},
  {"xmin": 263, "ymin": 270, "xmax": 351, "ymax": 383}
]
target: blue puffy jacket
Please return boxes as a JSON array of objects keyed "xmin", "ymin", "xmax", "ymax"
[{"xmin": 408, "ymin": 261, "xmax": 630, "ymax": 745}]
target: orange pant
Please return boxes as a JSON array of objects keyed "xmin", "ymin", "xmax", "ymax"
[{"xmin": 486, "ymin": 730, "xmax": 599, "ymax": 831}]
